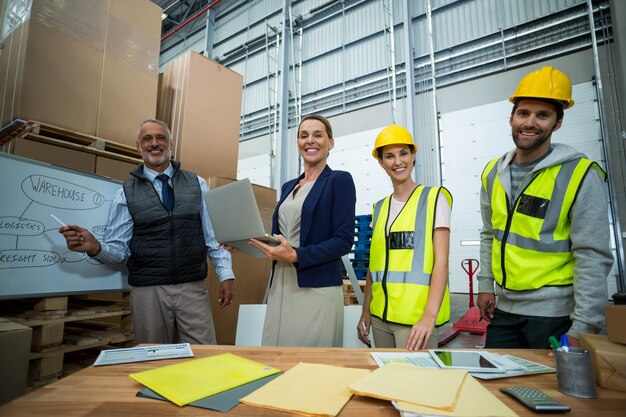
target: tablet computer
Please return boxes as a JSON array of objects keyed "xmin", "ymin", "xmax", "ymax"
[{"xmin": 428, "ymin": 349, "xmax": 505, "ymax": 373}]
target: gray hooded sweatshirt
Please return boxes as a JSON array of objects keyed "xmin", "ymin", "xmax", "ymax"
[{"xmin": 478, "ymin": 143, "xmax": 613, "ymax": 338}]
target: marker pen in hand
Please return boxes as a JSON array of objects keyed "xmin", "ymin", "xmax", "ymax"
[
  {"xmin": 361, "ymin": 322, "xmax": 371, "ymax": 348},
  {"xmin": 50, "ymin": 214, "xmax": 67, "ymax": 228}
]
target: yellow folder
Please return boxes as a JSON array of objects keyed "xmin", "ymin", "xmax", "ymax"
[
  {"xmin": 240, "ymin": 362, "xmax": 371, "ymax": 417},
  {"xmin": 129, "ymin": 352, "xmax": 281, "ymax": 406},
  {"xmin": 397, "ymin": 372, "xmax": 519, "ymax": 417},
  {"xmin": 348, "ymin": 362, "xmax": 466, "ymax": 411}
]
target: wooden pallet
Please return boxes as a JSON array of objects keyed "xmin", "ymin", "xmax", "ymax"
[
  {"xmin": 1, "ymin": 118, "xmax": 142, "ymax": 161},
  {"xmin": 342, "ymin": 279, "xmax": 366, "ymax": 306},
  {"xmin": 1, "ymin": 294, "xmax": 132, "ymax": 387},
  {"xmin": 0, "ymin": 119, "xmax": 37, "ymax": 146}
]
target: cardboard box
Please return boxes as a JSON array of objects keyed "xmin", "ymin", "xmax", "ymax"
[
  {"xmin": 12, "ymin": 139, "xmax": 96, "ymax": 174},
  {"xmin": 579, "ymin": 333, "xmax": 626, "ymax": 392},
  {"xmin": 205, "ymin": 177, "xmax": 277, "ymax": 344},
  {"xmin": 0, "ymin": 0, "xmax": 160, "ymax": 143},
  {"xmin": 158, "ymin": 51, "xmax": 243, "ymax": 180},
  {"xmin": 0, "ymin": 1, "xmax": 106, "ymax": 134},
  {"xmin": 0, "ymin": 318, "xmax": 32, "ymax": 405},
  {"xmin": 96, "ymin": 0, "xmax": 161, "ymax": 146},
  {"xmin": 95, "ymin": 155, "xmax": 139, "ymax": 181},
  {"xmin": 207, "ymin": 254, "xmax": 273, "ymax": 345},
  {"xmin": 605, "ymin": 304, "xmax": 626, "ymax": 344}
]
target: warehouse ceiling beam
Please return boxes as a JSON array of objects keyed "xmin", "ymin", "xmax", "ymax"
[{"xmin": 161, "ymin": 0, "xmax": 222, "ymax": 42}]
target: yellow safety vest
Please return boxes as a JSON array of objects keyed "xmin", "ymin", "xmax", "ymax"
[
  {"xmin": 481, "ymin": 157, "xmax": 606, "ymax": 291},
  {"xmin": 369, "ymin": 185, "xmax": 452, "ymax": 326}
]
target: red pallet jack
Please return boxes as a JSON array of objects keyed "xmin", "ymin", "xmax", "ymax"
[{"xmin": 438, "ymin": 259, "xmax": 489, "ymax": 347}]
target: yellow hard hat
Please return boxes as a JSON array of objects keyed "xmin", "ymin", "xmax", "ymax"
[
  {"xmin": 372, "ymin": 124, "xmax": 417, "ymax": 159},
  {"xmin": 509, "ymin": 66, "xmax": 574, "ymax": 109}
]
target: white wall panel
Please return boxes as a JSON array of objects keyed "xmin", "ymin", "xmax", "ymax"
[
  {"xmin": 238, "ymin": 153, "xmax": 272, "ymax": 187},
  {"xmin": 328, "ymin": 127, "xmax": 392, "ymax": 215},
  {"xmin": 301, "ymin": 50, "xmax": 343, "ymax": 94},
  {"xmin": 302, "ymin": 14, "xmax": 343, "ymax": 60},
  {"xmin": 214, "ymin": 0, "xmax": 280, "ymax": 43},
  {"xmin": 344, "ymin": 37, "xmax": 388, "ymax": 81},
  {"xmin": 344, "ymin": 0, "xmax": 383, "ymax": 44},
  {"xmin": 248, "ymin": 0, "xmax": 281, "ymax": 22},
  {"xmin": 499, "ymin": 0, "xmax": 583, "ymax": 28},
  {"xmin": 240, "ymin": 50, "xmax": 271, "ymax": 84},
  {"xmin": 242, "ymin": 81, "xmax": 270, "ymax": 114},
  {"xmin": 214, "ymin": 4, "xmax": 250, "ymax": 42}
]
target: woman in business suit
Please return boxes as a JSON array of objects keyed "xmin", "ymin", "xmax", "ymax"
[{"xmin": 250, "ymin": 114, "xmax": 356, "ymax": 347}]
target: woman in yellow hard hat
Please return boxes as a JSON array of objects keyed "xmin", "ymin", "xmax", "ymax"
[{"xmin": 357, "ymin": 124, "xmax": 453, "ymax": 351}]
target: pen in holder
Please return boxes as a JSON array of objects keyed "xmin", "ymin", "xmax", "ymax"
[{"xmin": 555, "ymin": 347, "xmax": 597, "ymax": 398}]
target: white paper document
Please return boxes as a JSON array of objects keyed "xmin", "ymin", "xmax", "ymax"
[
  {"xmin": 370, "ymin": 352, "xmax": 439, "ymax": 368},
  {"xmin": 93, "ymin": 343, "xmax": 194, "ymax": 366},
  {"xmin": 371, "ymin": 350, "xmax": 553, "ymax": 380}
]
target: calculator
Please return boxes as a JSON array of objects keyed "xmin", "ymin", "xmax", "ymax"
[{"xmin": 500, "ymin": 387, "xmax": 571, "ymax": 412}]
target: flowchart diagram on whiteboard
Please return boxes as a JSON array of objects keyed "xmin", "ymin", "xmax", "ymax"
[{"xmin": 0, "ymin": 153, "xmax": 129, "ymax": 299}]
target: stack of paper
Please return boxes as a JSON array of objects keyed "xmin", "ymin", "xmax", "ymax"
[
  {"xmin": 348, "ymin": 363, "xmax": 466, "ymax": 411},
  {"xmin": 348, "ymin": 362, "xmax": 518, "ymax": 417},
  {"xmin": 129, "ymin": 352, "xmax": 281, "ymax": 406},
  {"xmin": 136, "ymin": 373, "xmax": 282, "ymax": 413},
  {"xmin": 396, "ymin": 375, "xmax": 518, "ymax": 417},
  {"xmin": 240, "ymin": 362, "xmax": 371, "ymax": 417}
]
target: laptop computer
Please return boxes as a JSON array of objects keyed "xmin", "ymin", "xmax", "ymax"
[{"xmin": 203, "ymin": 178, "xmax": 279, "ymax": 258}]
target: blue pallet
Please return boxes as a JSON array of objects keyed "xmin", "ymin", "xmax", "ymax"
[
  {"xmin": 352, "ymin": 242, "xmax": 370, "ymax": 252},
  {"xmin": 351, "ymin": 248, "xmax": 369, "ymax": 254},
  {"xmin": 353, "ymin": 269, "xmax": 368, "ymax": 279},
  {"xmin": 355, "ymin": 230, "xmax": 373, "ymax": 239},
  {"xmin": 355, "ymin": 214, "xmax": 372, "ymax": 223},
  {"xmin": 351, "ymin": 260, "xmax": 369, "ymax": 270},
  {"xmin": 351, "ymin": 251, "xmax": 369, "ymax": 260}
]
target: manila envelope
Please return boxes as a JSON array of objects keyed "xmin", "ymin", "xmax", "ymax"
[{"xmin": 579, "ymin": 333, "xmax": 626, "ymax": 392}]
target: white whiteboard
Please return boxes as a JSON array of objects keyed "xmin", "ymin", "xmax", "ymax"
[{"xmin": 0, "ymin": 153, "xmax": 129, "ymax": 299}]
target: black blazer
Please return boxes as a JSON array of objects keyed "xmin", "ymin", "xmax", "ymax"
[{"xmin": 271, "ymin": 165, "xmax": 356, "ymax": 287}]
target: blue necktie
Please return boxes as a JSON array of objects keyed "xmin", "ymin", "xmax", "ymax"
[{"xmin": 157, "ymin": 173, "xmax": 174, "ymax": 212}]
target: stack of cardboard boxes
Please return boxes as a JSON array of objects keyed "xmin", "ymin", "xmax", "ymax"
[
  {"xmin": 0, "ymin": 0, "xmax": 161, "ymax": 147},
  {"xmin": 580, "ymin": 302, "xmax": 626, "ymax": 393},
  {"xmin": 157, "ymin": 50, "xmax": 244, "ymax": 180}
]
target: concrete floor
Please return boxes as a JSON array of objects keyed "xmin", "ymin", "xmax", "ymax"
[{"xmin": 438, "ymin": 293, "xmax": 487, "ymax": 349}]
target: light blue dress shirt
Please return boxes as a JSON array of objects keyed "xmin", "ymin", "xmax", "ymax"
[{"xmin": 94, "ymin": 164, "xmax": 234, "ymax": 282}]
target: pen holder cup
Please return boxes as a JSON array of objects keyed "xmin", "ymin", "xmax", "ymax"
[{"xmin": 555, "ymin": 347, "xmax": 597, "ymax": 398}]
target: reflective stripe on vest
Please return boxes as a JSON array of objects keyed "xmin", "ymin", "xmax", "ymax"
[
  {"xmin": 482, "ymin": 157, "xmax": 606, "ymax": 291},
  {"xmin": 369, "ymin": 186, "xmax": 452, "ymax": 326}
]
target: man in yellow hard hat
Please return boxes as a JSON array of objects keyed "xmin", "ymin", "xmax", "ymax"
[{"xmin": 477, "ymin": 66, "xmax": 613, "ymax": 349}]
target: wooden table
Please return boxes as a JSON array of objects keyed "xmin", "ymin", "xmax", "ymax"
[{"xmin": 1, "ymin": 345, "xmax": 625, "ymax": 417}]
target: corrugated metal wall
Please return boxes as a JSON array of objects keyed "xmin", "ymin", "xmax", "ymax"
[
  {"xmin": 158, "ymin": 0, "xmax": 611, "ymax": 147},
  {"xmin": 157, "ymin": 0, "xmax": 624, "ymax": 292}
]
